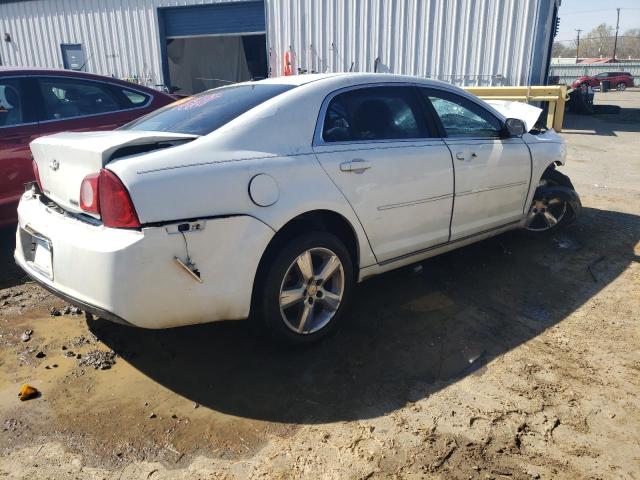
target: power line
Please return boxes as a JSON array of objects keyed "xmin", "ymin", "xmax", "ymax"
[
  {"xmin": 561, "ymin": 7, "xmax": 640, "ymax": 16},
  {"xmin": 554, "ymin": 35, "xmax": 640, "ymax": 44}
]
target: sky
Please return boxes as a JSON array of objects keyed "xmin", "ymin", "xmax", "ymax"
[{"xmin": 556, "ymin": 0, "xmax": 640, "ymax": 44}]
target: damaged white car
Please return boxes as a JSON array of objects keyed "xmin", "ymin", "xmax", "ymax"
[{"xmin": 15, "ymin": 73, "xmax": 581, "ymax": 344}]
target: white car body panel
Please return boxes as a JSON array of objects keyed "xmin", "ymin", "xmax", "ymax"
[
  {"xmin": 31, "ymin": 131, "xmax": 196, "ymax": 216},
  {"xmin": 15, "ymin": 191, "xmax": 274, "ymax": 328},
  {"xmin": 445, "ymin": 137, "xmax": 532, "ymax": 239},
  {"xmin": 16, "ymin": 73, "xmax": 568, "ymax": 329},
  {"xmin": 314, "ymin": 139, "xmax": 453, "ymax": 262},
  {"xmin": 485, "ymin": 100, "xmax": 543, "ymax": 132}
]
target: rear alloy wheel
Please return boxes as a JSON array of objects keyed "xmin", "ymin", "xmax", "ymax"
[
  {"xmin": 260, "ymin": 232, "xmax": 353, "ymax": 345},
  {"xmin": 279, "ymin": 247, "xmax": 345, "ymax": 334},
  {"xmin": 617, "ymin": 82, "xmax": 626, "ymax": 91}
]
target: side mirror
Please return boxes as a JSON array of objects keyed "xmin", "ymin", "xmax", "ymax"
[{"xmin": 504, "ymin": 118, "xmax": 526, "ymax": 137}]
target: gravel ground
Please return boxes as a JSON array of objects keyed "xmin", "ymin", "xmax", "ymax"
[{"xmin": 0, "ymin": 89, "xmax": 639, "ymax": 479}]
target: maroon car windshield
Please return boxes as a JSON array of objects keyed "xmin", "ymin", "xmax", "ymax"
[{"xmin": 122, "ymin": 84, "xmax": 295, "ymax": 136}]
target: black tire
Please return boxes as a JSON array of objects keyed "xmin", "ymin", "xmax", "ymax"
[
  {"xmin": 525, "ymin": 168, "xmax": 581, "ymax": 233},
  {"xmin": 617, "ymin": 82, "xmax": 626, "ymax": 91},
  {"xmin": 258, "ymin": 231, "xmax": 354, "ymax": 346}
]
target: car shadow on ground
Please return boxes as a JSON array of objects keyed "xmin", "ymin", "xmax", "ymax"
[
  {"xmin": 91, "ymin": 206, "xmax": 639, "ymax": 424},
  {"xmin": 0, "ymin": 225, "xmax": 28, "ymax": 290},
  {"xmin": 562, "ymin": 109, "xmax": 640, "ymax": 136}
]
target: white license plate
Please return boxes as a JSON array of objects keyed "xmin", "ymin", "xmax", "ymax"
[{"xmin": 28, "ymin": 233, "xmax": 53, "ymax": 280}]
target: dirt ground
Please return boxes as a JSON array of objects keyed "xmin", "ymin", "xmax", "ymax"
[{"xmin": 1, "ymin": 89, "xmax": 639, "ymax": 480}]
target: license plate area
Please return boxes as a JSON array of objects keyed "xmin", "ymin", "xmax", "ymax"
[{"xmin": 20, "ymin": 226, "xmax": 53, "ymax": 280}]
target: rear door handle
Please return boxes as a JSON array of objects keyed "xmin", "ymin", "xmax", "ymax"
[{"xmin": 340, "ymin": 159, "xmax": 372, "ymax": 172}]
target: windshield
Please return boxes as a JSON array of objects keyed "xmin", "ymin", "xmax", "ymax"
[{"xmin": 122, "ymin": 84, "xmax": 296, "ymax": 136}]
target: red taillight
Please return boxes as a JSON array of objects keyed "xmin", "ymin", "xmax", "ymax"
[
  {"xmin": 32, "ymin": 160, "xmax": 42, "ymax": 191},
  {"xmin": 98, "ymin": 169, "xmax": 141, "ymax": 228},
  {"xmin": 79, "ymin": 169, "xmax": 140, "ymax": 229},
  {"xmin": 79, "ymin": 173, "xmax": 100, "ymax": 214}
]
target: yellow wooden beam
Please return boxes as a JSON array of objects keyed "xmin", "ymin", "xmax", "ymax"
[
  {"xmin": 463, "ymin": 85, "xmax": 568, "ymax": 132},
  {"xmin": 553, "ymin": 85, "xmax": 567, "ymax": 132}
]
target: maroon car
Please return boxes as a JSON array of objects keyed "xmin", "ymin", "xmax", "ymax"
[
  {"xmin": 571, "ymin": 72, "xmax": 635, "ymax": 91},
  {"xmin": 0, "ymin": 67, "xmax": 175, "ymax": 227}
]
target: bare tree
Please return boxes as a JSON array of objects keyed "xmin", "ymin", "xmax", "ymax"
[
  {"xmin": 552, "ymin": 42, "xmax": 568, "ymax": 57},
  {"xmin": 582, "ymin": 24, "xmax": 614, "ymax": 58},
  {"xmin": 616, "ymin": 28, "xmax": 640, "ymax": 59}
]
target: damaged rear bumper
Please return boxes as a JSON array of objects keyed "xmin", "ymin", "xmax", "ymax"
[
  {"xmin": 14, "ymin": 192, "xmax": 275, "ymax": 329},
  {"xmin": 22, "ymin": 269, "xmax": 133, "ymax": 326}
]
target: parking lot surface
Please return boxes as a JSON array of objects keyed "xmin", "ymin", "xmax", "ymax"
[{"xmin": 1, "ymin": 90, "xmax": 639, "ymax": 479}]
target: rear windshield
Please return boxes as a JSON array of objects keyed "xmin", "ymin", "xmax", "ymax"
[{"xmin": 122, "ymin": 84, "xmax": 295, "ymax": 136}]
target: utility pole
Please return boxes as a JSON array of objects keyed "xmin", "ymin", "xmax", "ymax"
[
  {"xmin": 612, "ymin": 8, "xmax": 620, "ymax": 61},
  {"xmin": 575, "ymin": 29, "xmax": 582, "ymax": 63}
]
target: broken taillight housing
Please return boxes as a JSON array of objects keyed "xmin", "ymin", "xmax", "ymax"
[{"xmin": 79, "ymin": 169, "xmax": 141, "ymax": 229}]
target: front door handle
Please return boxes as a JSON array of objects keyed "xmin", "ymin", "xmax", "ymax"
[
  {"xmin": 340, "ymin": 159, "xmax": 372, "ymax": 173},
  {"xmin": 455, "ymin": 152, "xmax": 478, "ymax": 161}
]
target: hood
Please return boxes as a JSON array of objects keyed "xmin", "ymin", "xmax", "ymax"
[
  {"xmin": 31, "ymin": 130, "xmax": 197, "ymax": 216},
  {"xmin": 485, "ymin": 100, "xmax": 543, "ymax": 132}
]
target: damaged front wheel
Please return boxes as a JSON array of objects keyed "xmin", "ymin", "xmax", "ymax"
[{"xmin": 525, "ymin": 170, "xmax": 581, "ymax": 233}]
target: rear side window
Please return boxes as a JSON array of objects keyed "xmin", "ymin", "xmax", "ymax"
[
  {"xmin": 123, "ymin": 84, "xmax": 295, "ymax": 136},
  {"xmin": 322, "ymin": 86, "xmax": 429, "ymax": 142},
  {"xmin": 121, "ymin": 88, "xmax": 150, "ymax": 106},
  {"xmin": 37, "ymin": 77, "xmax": 122, "ymax": 120},
  {"xmin": 0, "ymin": 78, "xmax": 25, "ymax": 127}
]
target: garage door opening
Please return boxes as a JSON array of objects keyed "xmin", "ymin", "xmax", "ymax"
[{"xmin": 166, "ymin": 34, "xmax": 267, "ymax": 96}]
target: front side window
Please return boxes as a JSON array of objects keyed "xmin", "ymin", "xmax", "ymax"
[
  {"xmin": 0, "ymin": 78, "xmax": 25, "ymax": 127},
  {"xmin": 37, "ymin": 77, "xmax": 121, "ymax": 120},
  {"xmin": 123, "ymin": 84, "xmax": 295, "ymax": 136},
  {"xmin": 322, "ymin": 86, "xmax": 429, "ymax": 142},
  {"xmin": 422, "ymin": 89, "xmax": 502, "ymax": 138}
]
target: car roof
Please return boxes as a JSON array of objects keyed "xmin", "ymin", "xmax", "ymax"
[
  {"xmin": 254, "ymin": 72, "xmax": 460, "ymax": 90},
  {"xmin": 0, "ymin": 66, "xmax": 101, "ymax": 76},
  {"xmin": 0, "ymin": 66, "xmax": 169, "ymax": 95}
]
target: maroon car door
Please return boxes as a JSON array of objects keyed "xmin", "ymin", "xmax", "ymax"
[
  {"xmin": 0, "ymin": 76, "xmax": 39, "ymax": 227},
  {"xmin": 34, "ymin": 75, "xmax": 151, "ymax": 137}
]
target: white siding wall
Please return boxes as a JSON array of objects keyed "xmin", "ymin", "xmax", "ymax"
[
  {"xmin": 267, "ymin": 0, "xmax": 554, "ymax": 86},
  {"xmin": 0, "ymin": 0, "xmax": 557, "ymax": 87},
  {"xmin": 0, "ymin": 0, "xmax": 249, "ymax": 87}
]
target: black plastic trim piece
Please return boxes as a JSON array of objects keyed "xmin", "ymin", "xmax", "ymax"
[{"xmin": 378, "ymin": 220, "xmax": 521, "ymax": 266}]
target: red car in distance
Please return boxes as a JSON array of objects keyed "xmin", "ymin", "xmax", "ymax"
[
  {"xmin": 0, "ymin": 67, "xmax": 175, "ymax": 227},
  {"xmin": 571, "ymin": 72, "xmax": 635, "ymax": 91}
]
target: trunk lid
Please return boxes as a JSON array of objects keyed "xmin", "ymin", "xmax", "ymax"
[{"xmin": 31, "ymin": 130, "xmax": 197, "ymax": 216}]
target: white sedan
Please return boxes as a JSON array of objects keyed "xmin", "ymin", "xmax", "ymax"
[{"xmin": 15, "ymin": 73, "xmax": 581, "ymax": 345}]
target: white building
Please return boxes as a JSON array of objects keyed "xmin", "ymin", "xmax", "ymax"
[{"xmin": 0, "ymin": 0, "xmax": 561, "ymax": 95}]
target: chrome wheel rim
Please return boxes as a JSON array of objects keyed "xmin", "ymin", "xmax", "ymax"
[
  {"xmin": 279, "ymin": 247, "xmax": 345, "ymax": 334},
  {"xmin": 525, "ymin": 197, "xmax": 567, "ymax": 232}
]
